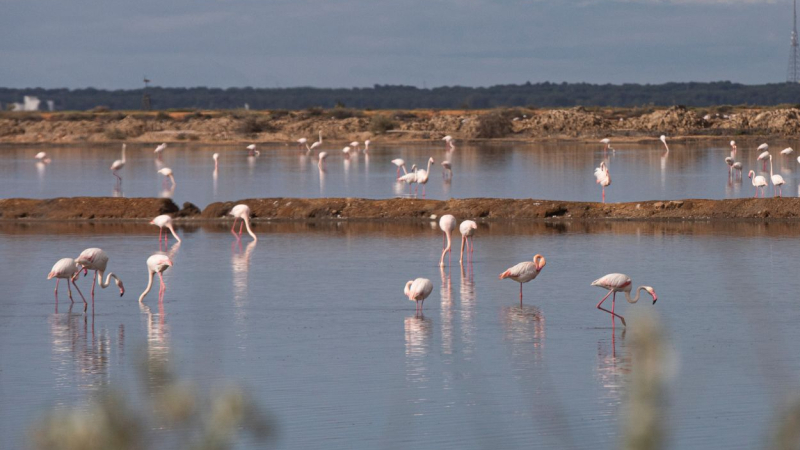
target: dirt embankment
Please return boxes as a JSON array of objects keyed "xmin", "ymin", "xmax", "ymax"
[
  {"xmin": 4, "ymin": 197, "xmax": 800, "ymax": 222},
  {"xmin": 2, "ymin": 105, "xmax": 800, "ymax": 144}
]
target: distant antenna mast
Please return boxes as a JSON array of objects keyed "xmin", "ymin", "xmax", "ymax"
[
  {"xmin": 787, "ymin": 0, "xmax": 800, "ymax": 83},
  {"xmin": 142, "ymin": 76, "xmax": 151, "ymax": 110}
]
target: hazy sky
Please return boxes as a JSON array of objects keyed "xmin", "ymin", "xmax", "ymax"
[{"xmin": 0, "ymin": 0, "xmax": 794, "ymax": 89}]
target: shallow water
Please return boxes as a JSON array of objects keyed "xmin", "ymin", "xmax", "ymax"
[
  {"xmin": 2, "ymin": 140, "xmax": 798, "ymax": 207},
  {"xmin": 2, "ymin": 221, "xmax": 800, "ymax": 449}
]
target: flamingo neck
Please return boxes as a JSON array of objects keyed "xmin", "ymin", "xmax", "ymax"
[
  {"xmin": 623, "ymin": 286, "xmax": 647, "ymax": 304},
  {"xmin": 139, "ymin": 270, "xmax": 154, "ymax": 302},
  {"xmin": 167, "ymin": 224, "xmax": 182, "ymax": 243},
  {"xmin": 769, "ymin": 157, "xmax": 774, "ymax": 178},
  {"xmin": 243, "ymin": 216, "xmax": 258, "ymax": 242},
  {"xmin": 121, "ymin": 147, "xmax": 126, "ymax": 163},
  {"xmin": 426, "ymin": 159, "xmax": 432, "ymax": 174},
  {"xmin": 98, "ymin": 271, "xmax": 119, "ymax": 288}
]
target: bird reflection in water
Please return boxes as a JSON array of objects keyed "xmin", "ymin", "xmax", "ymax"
[
  {"xmin": 112, "ymin": 182, "xmax": 124, "ymax": 198},
  {"xmin": 404, "ymin": 315, "xmax": 433, "ymax": 385},
  {"xmin": 595, "ymin": 329, "xmax": 630, "ymax": 407},
  {"xmin": 160, "ymin": 184, "xmax": 175, "ymax": 199},
  {"xmin": 440, "ymin": 266, "xmax": 453, "ymax": 354},
  {"xmin": 139, "ymin": 301, "xmax": 171, "ymax": 391},
  {"xmin": 501, "ymin": 304, "xmax": 545, "ymax": 363},
  {"xmin": 459, "ymin": 263, "xmax": 476, "ymax": 357},
  {"xmin": 232, "ymin": 240, "xmax": 257, "ymax": 313},
  {"xmin": 212, "ymin": 168, "xmax": 219, "ymax": 198},
  {"xmin": 318, "ymin": 167, "xmax": 326, "ymax": 197},
  {"xmin": 49, "ymin": 304, "xmax": 115, "ymax": 392}
]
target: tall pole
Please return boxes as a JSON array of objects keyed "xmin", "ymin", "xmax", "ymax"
[{"xmin": 788, "ymin": 0, "xmax": 800, "ymax": 83}]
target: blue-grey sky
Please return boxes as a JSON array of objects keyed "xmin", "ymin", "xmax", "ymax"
[{"xmin": 0, "ymin": 0, "xmax": 792, "ymax": 89}]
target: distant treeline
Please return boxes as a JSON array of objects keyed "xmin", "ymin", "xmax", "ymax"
[{"xmin": 3, "ymin": 82, "xmax": 800, "ymax": 111}]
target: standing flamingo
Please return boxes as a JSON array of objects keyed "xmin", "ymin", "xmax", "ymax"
[
  {"xmin": 730, "ymin": 140, "xmax": 737, "ymax": 155},
  {"xmin": 769, "ymin": 155, "xmax": 785, "ymax": 197},
  {"xmin": 659, "ymin": 135, "xmax": 669, "ymax": 152},
  {"xmin": 150, "ymin": 214, "xmax": 182, "ymax": 243},
  {"xmin": 297, "ymin": 137, "xmax": 308, "ymax": 150},
  {"xmin": 35, "ymin": 151, "xmax": 51, "ymax": 163},
  {"xmin": 230, "ymin": 204, "xmax": 257, "ymax": 241},
  {"xmin": 757, "ymin": 143, "xmax": 770, "ymax": 171},
  {"xmin": 441, "ymin": 161, "xmax": 452, "ymax": 179},
  {"xmin": 154, "ymin": 143, "xmax": 167, "ymax": 157},
  {"xmin": 725, "ymin": 156, "xmax": 734, "ymax": 174},
  {"xmin": 110, "ymin": 144, "xmax": 126, "ymax": 182},
  {"xmin": 364, "ymin": 140, "xmax": 370, "ymax": 153},
  {"xmin": 405, "ymin": 278, "xmax": 434, "ymax": 314},
  {"xmin": 48, "ymin": 258, "xmax": 87, "ymax": 310},
  {"xmin": 349, "ymin": 141, "xmax": 360, "ymax": 152},
  {"xmin": 138, "ymin": 254, "xmax": 173, "ymax": 303},
  {"xmin": 782, "ymin": 147, "xmax": 794, "ymax": 156},
  {"xmin": 438, "ymin": 214, "xmax": 457, "ymax": 267},
  {"xmin": 397, "ymin": 165, "xmax": 418, "ymax": 194},
  {"xmin": 591, "ymin": 273, "xmax": 657, "ymax": 327},
  {"xmin": 600, "ymin": 138, "xmax": 611, "ymax": 154},
  {"xmin": 459, "ymin": 220, "xmax": 477, "ymax": 263},
  {"xmin": 247, "ymin": 144, "xmax": 260, "ymax": 157},
  {"xmin": 391, "ymin": 158, "xmax": 407, "ymax": 178},
  {"xmin": 75, "ymin": 248, "xmax": 125, "ymax": 306},
  {"xmin": 594, "ymin": 161, "xmax": 611, "ymax": 203},
  {"xmin": 443, "ymin": 135, "xmax": 455, "ymax": 151},
  {"xmin": 158, "ymin": 167, "xmax": 176, "ymax": 186},
  {"xmin": 306, "ymin": 141, "xmax": 321, "ymax": 153},
  {"xmin": 415, "ymin": 157, "xmax": 434, "ymax": 197},
  {"xmin": 499, "ymin": 254, "xmax": 546, "ymax": 304},
  {"xmin": 212, "ymin": 153, "xmax": 219, "ymax": 170},
  {"xmin": 342, "ymin": 146, "xmax": 352, "ymax": 158},
  {"xmin": 748, "ymin": 170, "xmax": 768, "ymax": 198},
  {"xmin": 318, "ymin": 152, "xmax": 328, "ymax": 170}
]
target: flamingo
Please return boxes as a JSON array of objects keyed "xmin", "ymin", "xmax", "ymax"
[
  {"xmin": 391, "ymin": 158, "xmax": 407, "ymax": 178},
  {"xmin": 297, "ymin": 137, "xmax": 308, "ymax": 150},
  {"xmin": 154, "ymin": 143, "xmax": 167, "ymax": 156},
  {"xmin": 306, "ymin": 141, "xmax": 321, "ymax": 153},
  {"xmin": 415, "ymin": 157, "xmax": 434, "ymax": 197},
  {"xmin": 499, "ymin": 254, "xmax": 546, "ymax": 304},
  {"xmin": 725, "ymin": 156, "xmax": 734, "ymax": 174},
  {"xmin": 138, "ymin": 254, "xmax": 173, "ymax": 303},
  {"xmin": 782, "ymin": 147, "xmax": 794, "ymax": 156},
  {"xmin": 594, "ymin": 161, "xmax": 611, "ymax": 203},
  {"xmin": 349, "ymin": 141, "xmax": 360, "ymax": 152},
  {"xmin": 748, "ymin": 170, "xmax": 768, "ymax": 198},
  {"xmin": 110, "ymin": 144, "xmax": 126, "ymax": 182},
  {"xmin": 659, "ymin": 135, "xmax": 669, "ymax": 152},
  {"xmin": 150, "ymin": 214, "xmax": 182, "ymax": 243},
  {"xmin": 35, "ymin": 151, "xmax": 51, "ymax": 163},
  {"xmin": 600, "ymin": 138, "xmax": 611, "ymax": 154},
  {"xmin": 364, "ymin": 140, "xmax": 370, "ymax": 153},
  {"xmin": 730, "ymin": 140, "xmax": 737, "ymax": 155},
  {"xmin": 757, "ymin": 143, "xmax": 770, "ymax": 171},
  {"xmin": 438, "ymin": 214, "xmax": 457, "ymax": 267},
  {"xmin": 75, "ymin": 248, "xmax": 125, "ymax": 305},
  {"xmin": 459, "ymin": 220, "xmax": 477, "ymax": 263},
  {"xmin": 158, "ymin": 167, "xmax": 176, "ymax": 186},
  {"xmin": 441, "ymin": 160, "xmax": 452, "ymax": 179},
  {"xmin": 342, "ymin": 146, "xmax": 351, "ymax": 157},
  {"xmin": 318, "ymin": 152, "xmax": 328, "ymax": 170},
  {"xmin": 48, "ymin": 258, "xmax": 87, "ymax": 309},
  {"xmin": 246, "ymin": 144, "xmax": 260, "ymax": 157},
  {"xmin": 591, "ymin": 273, "xmax": 657, "ymax": 327},
  {"xmin": 405, "ymin": 278, "xmax": 434, "ymax": 314},
  {"xmin": 212, "ymin": 152, "xmax": 219, "ymax": 170},
  {"xmin": 769, "ymin": 155, "xmax": 785, "ymax": 197},
  {"xmin": 230, "ymin": 204, "xmax": 257, "ymax": 241},
  {"xmin": 732, "ymin": 161, "xmax": 743, "ymax": 175},
  {"xmin": 397, "ymin": 165, "xmax": 418, "ymax": 194},
  {"xmin": 443, "ymin": 135, "xmax": 455, "ymax": 150}
]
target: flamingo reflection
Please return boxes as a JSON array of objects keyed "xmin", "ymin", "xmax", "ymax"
[
  {"xmin": 49, "ymin": 306, "xmax": 114, "ymax": 392},
  {"xmin": 595, "ymin": 329, "xmax": 630, "ymax": 407},
  {"xmin": 440, "ymin": 266, "xmax": 453, "ymax": 355},
  {"xmin": 139, "ymin": 301, "xmax": 170, "ymax": 391},
  {"xmin": 459, "ymin": 263, "xmax": 476, "ymax": 356},
  {"xmin": 404, "ymin": 315, "xmax": 433, "ymax": 385}
]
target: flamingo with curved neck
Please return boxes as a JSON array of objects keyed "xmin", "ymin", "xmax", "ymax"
[
  {"xmin": 229, "ymin": 204, "xmax": 257, "ymax": 241},
  {"xmin": 438, "ymin": 214, "xmax": 457, "ymax": 267},
  {"xmin": 499, "ymin": 254, "xmax": 546, "ymax": 304},
  {"xmin": 139, "ymin": 254, "xmax": 172, "ymax": 303},
  {"xmin": 414, "ymin": 157, "xmax": 434, "ymax": 197},
  {"xmin": 591, "ymin": 273, "xmax": 657, "ymax": 327}
]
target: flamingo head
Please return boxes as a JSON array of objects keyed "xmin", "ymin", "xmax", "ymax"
[
  {"xmin": 117, "ymin": 279, "xmax": 125, "ymax": 297},
  {"xmin": 730, "ymin": 140, "xmax": 736, "ymax": 147},
  {"xmin": 659, "ymin": 135, "xmax": 667, "ymax": 144},
  {"xmin": 748, "ymin": 170, "xmax": 755, "ymax": 179},
  {"xmin": 429, "ymin": 157, "xmax": 435, "ymax": 164},
  {"xmin": 533, "ymin": 254, "xmax": 546, "ymax": 271},
  {"xmin": 644, "ymin": 286, "xmax": 657, "ymax": 304},
  {"xmin": 404, "ymin": 280, "xmax": 413, "ymax": 298}
]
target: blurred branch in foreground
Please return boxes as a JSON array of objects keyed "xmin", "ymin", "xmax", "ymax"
[{"xmin": 29, "ymin": 356, "xmax": 276, "ymax": 450}]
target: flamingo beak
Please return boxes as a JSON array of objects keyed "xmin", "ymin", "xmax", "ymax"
[{"xmin": 652, "ymin": 294, "xmax": 658, "ymax": 305}]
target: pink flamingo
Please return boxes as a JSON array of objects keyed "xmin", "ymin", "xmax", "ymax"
[
  {"xmin": 247, "ymin": 144, "xmax": 260, "ymax": 156},
  {"xmin": 151, "ymin": 215, "xmax": 182, "ymax": 244},
  {"xmin": 212, "ymin": 153, "xmax": 219, "ymax": 170},
  {"xmin": 748, "ymin": 170, "xmax": 768, "ymax": 198},
  {"xmin": 769, "ymin": 155, "xmax": 785, "ymax": 197},
  {"xmin": 405, "ymin": 278, "xmax": 434, "ymax": 314},
  {"xmin": 443, "ymin": 135, "xmax": 455, "ymax": 151},
  {"xmin": 230, "ymin": 204, "xmax": 257, "ymax": 241},
  {"xmin": 415, "ymin": 157, "xmax": 434, "ymax": 197},
  {"xmin": 594, "ymin": 161, "xmax": 611, "ymax": 203},
  {"xmin": 439, "ymin": 214, "xmax": 457, "ymax": 267},
  {"xmin": 139, "ymin": 254, "xmax": 173, "ymax": 303},
  {"xmin": 75, "ymin": 248, "xmax": 125, "ymax": 306},
  {"xmin": 441, "ymin": 160, "xmax": 452, "ymax": 179},
  {"xmin": 499, "ymin": 254, "xmax": 546, "ymax": 304},
  {"xmin": 48, "ymin": 258, "xmax": 87, "ymax": 310},
  {"xmin": 110, "ymin": 144, "xmax": 126, "ymax": 182},
  {"xmin": 392, "ymin": 158, "xmax": 407, "ymax": 178},
  {"xmin": 757, "ymin": 143, "xmax": 770, "ymax": 171},
  {"xmin": 591, "ymin": 273, "xmax": 657, "ymax": 327},
  {"xmin": 459, "ymin": 220, "xmax": 477, "ymax": 263}
]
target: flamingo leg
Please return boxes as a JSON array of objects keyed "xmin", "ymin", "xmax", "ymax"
[
  {"xmin": 239, "ymin": 220, "xmax": 244, "ymax": 236},
  {"xmin": 602, "ymin": 187, "xmax": 605, "ymax": 203},
  {"xmin": 519, "ymin": 282, "xmax": 523, "ymax": 305},
  {"xmin": 231, "ymin": 218, "xmax": 238, "ymax": 234},
  {"xmin": 596, "ymin": 291, "xmax": 626, "ymax": 326},
  {"xmin": 459, "ymin": 235, "xmax": 466, "ymax": 263},
  {"xmin": 72, "ymin": 278, "xmax": 87, "ymax": 311},
  {"xmin": 54, "ymin": 279, "xmax": 60, "ymax": 300},
  {"xmin": 159, "ymin": 227, "xmax": 163, "ymax": 242},
  {"xmin": 67, "ymin": 279, "xmax": 74, "ymax": 302}
]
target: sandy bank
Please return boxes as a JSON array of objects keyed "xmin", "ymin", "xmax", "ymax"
[
  {"xmin": 3, "ymin": 197, "xmax": 800, "ymax": 222},
  {"xmin": 2, "ymin": 105, "xmax": 800, "ymax": 144}
]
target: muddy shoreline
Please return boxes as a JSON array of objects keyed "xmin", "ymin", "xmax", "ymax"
[
  {"xmin": 3, "ymin": 105, "xmax": 800, "ymax": 144},
  {"xmin": 2, "ymin": 197, "xmax": 800, "ymax": 222}
]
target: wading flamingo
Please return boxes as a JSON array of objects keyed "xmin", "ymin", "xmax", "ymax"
[
  {"xmin": 441, "ymin": 160, "xmax": 452, "ymax": 179},
  {"xmin": 48, "ymin": 258, "xmax": 87, "ymax": 310},
  {"xmin": 35, "ymin": 151, "xmax": 51, "ymax": 163},
  {"xmin": 415, "ymin": 157, "xmax": 434, "ymax": 197},
  {"xmin": 306, "ymin": 141, "xmax": 321, "ymax": 153},
  {"xmin": 443, "ymin": 135, "xmax": 455, "ymax": 151},
  {"xmin": 659, "ymin": 135, "xmax": 669, "ymax": 152},
  {"xmin": 769, "ymin": 155, "xmax": 785, "ymax": 197},
  {"xmin": 405, "ymin": 278, "xmax": 433, "ymax": 314},
  {"xmin": 154, "ymin": 143, "xmax": 167, "ymax": 157},
  {"xmin": 297, "ymin": 137, "xmax": 308, "ymax": 150},
  {"xmin": 230, "ymin": 204, "xmax": 257, "ymax": 241},
  {"xmin": 600, "ymin": 138, "xmax": 611, "ymax": 154},
  {"xmin": 594, "ymin": 161, "xmax": 611, "ymax": 203},
  {"xmin": 212, "ymin": 153, "xmax": 219, "ymax": 170},
  {"xmin": 782, "ymin": 147, "xmax": 794, "ymax": 156},
  {"xmin": 459, "ymin": 220, "xmax": 477, "ymax": 263},
  {"xmin": 349, "ymin": 141, "xmax": 360, "ymax": 152},
  {"xmin": 139, "ymin": 254, "xmax": 172, "ymax": 303},
  {"xmin": 158, "ymin": 167, "xmax": 176, "ymax": 186},
  {"xmin": 732, "ymin": 161, "xmax": 743, "ymax": 176},
  {"xmin": 725, "ymin": 156, "xmax": 734, "ymax": 174},
  {"xmin": 748, "ymin": 170, "xmax": 768, "ymax": 198},
  {"xmin": 391, "ymin": 158, "xmax": 406, "ymax": 178},
  {"xmin": 757, "ymin": 143, "xmax": 770, "ymax": 171},
  {"xmin": 499, "ymin": 254, "xmax": 546, "ymax": 304},
  {"xmin": 364, "ymin": 140, "xmax": 370, "ymax": 153},
  {"xmin": 151, "ymin": 214, "xmax": 182, "ymax": 243},
  {"xmin": 75, "ymin": 248, "xmax": 124, "ymax": 306},
  {"xmin": 110, "ymin": 144, "xmax": 126, "ymax": 182},
  {"xmin": 318, "ymin": 152, "xmax": 328, "ymax": 170},
  {"xmin": 342, "ymin": 146, "xmax": 351, "ymax": 158},
  {"xmin": 730, "ymin": 140, "xmax": 737, "ymax": 155},
  {"xmin": 247, "ymin": 144, "xmax": 260, "ymax": 157},
  {"xmin": 591, "ymin": 273, "xmax": 657, "ymax": 327},
  {"xmin": 439, "ymin": 214, "xmax": 457, "ymax": 267}
]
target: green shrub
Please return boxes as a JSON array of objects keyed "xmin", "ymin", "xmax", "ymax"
[
  {"xmin": 104, "ymin": 128, "xmax": 127, "ymax": 140},
  {"xmin": 369, "ymin": 115, "xmax": 395, "ymax": 134},
  {"xmin": 475, "ymin": 111, "xmax": 512, "ymax": 138},
  {"xmin": 238, "ymin": 116, "xmax": 275, "ymax": 134}
]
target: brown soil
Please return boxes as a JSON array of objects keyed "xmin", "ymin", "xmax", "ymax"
[
  {"xmin": 3, "ymin": 105, "xmax": 800, "ymax": 144},
  {"xmin": 4, "ymin": 197, "xmax": 800, "ymax": 222}
]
